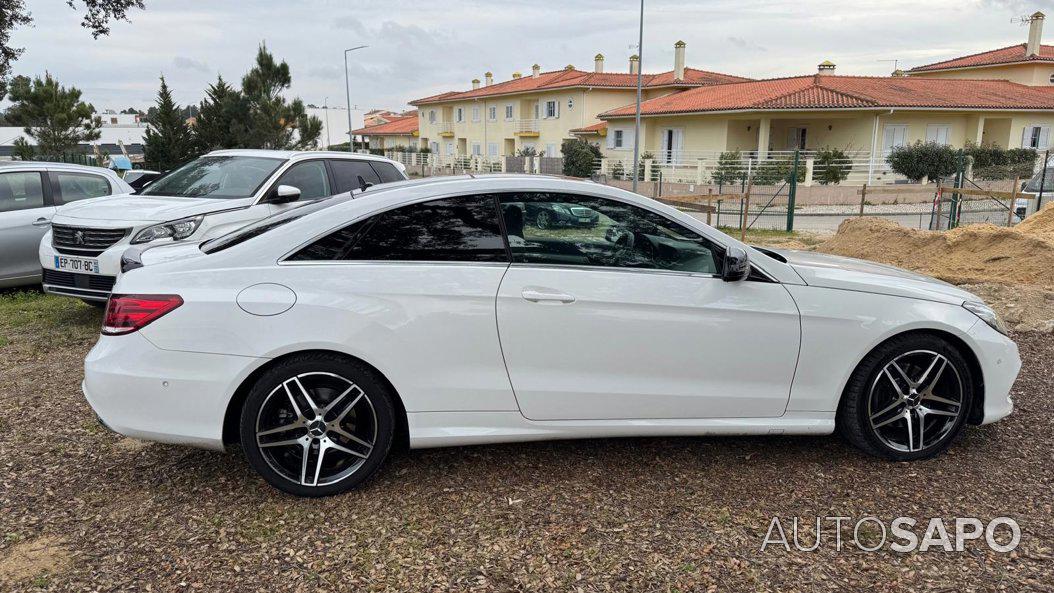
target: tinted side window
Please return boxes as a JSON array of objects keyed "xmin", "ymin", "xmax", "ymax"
[
  {"xmin": 330, "ymin": 160, "xmax": 382, "ymax": 193},
  {"xmin": 499, "ymin": 193, "xmax": 722, "ymax": 274},
  {"xmin": 289, "ymin": 196, "xmax": 507, "ymax": 262},
  {"xmin": 274, "ymin": 161, "xmax": 331, "ymax": 200},
  {"xmin": 53, "ymin": 172, "xmax": 111, "ymax": 204},
  {"xmin": 0, "ymin": 172, "xmax": 45, "ymax": 212},
  {"xmin": 371, "ymin": 162, "xmax": 404, "ymax": 183}
]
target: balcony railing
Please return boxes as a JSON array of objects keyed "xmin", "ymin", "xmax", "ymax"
[{"xmin": 513, "ymin": 119, "xmax": 539, "ymax": 136}]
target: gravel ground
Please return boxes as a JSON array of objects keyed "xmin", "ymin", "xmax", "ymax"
[{"xmin": 1, "ymin": 291, "xmax": 1052, "ymax": 592}]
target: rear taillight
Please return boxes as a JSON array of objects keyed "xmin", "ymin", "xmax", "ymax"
[{"xmin": 102, "ymin": 294, "xmax": 183, "ymax": 335}]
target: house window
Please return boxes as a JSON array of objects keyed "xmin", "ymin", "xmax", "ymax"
[
  {"xmin": 487, "ymin": 142, "xmax": 499, "ymax": 157},
  {"xmin": 882, "ymin": 124, "xmax": 908, "ymax": 152},
  {"xmin": 471, "ymin": 142, "xmax": 482, "ymax": 156},
  {"xmin": 428, "ymin": 110, "xmax": 436, "ymax": 123},
  {"xmin": 788, "ymin": 127, "xmax": 807, "ymax": 150},
  {"xmin": 568, "ymin": 97, "xmax": 575, "ymax": 110},
  {"xmin": 505, "ymin": 104, "xmax": 514, "ymax": 120},
  {"xmin": 1024, "ymin": 125, "xmax": 1051, "ymax": 149},
  {"xmin": 430, "ymin": 141, "xmax": 439, "ymax": 153},
  {"xmin": 488, "ymin": 106, "xmax": 497, "ymax": 121},
  {"xmin": 926, "ymin": 124, "xmax": 951, "ymax": 146},
  {"xmin": 534, "ymin": 103, "xmax": 541, "ymax": 120},
  {"xmin": 613, "ymin": 130, "xmax": 625, "ymax": 149},
  {"xmin": 455, "ymin": 107, "xmax": 464, "ymax": 123},
  {"xmin": 445, "ymin": 142, "xmax": 455, "ymax": 155},
  {"xmin": 544, "ymin": 100, "xmax": 559, "ymax": 119},
  {"xmin": 545, "ymin": 143, "xmax": 558, "ymax": 157},
  {"xmin": 472, "ymin": 107, "xmax": 480, "ymax": 122}
]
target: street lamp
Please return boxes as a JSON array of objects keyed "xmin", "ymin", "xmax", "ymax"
[
  {"xmin": 323, "ymin": 97, "xmax": 331, "ymax": 149},
  {"xmin": 344, "ymin": 45, "xmax": 368, "ymax": 151},
  {"xmin": 631, "ymin": 0, "xmax": 644, "ymax": 193}
]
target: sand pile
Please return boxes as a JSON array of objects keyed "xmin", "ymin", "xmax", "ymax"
[{"xmin": 816, "ymin": 208, "xmax": 1054, "ymax": 287}]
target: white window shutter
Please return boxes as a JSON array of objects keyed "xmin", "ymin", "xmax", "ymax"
[
  {"xmin": 1023, "ymin": 127, "xmax": 1031, "ymax": 148},
  {"xmin": 606, "ymin": 130, "xmax": 616, "ymax": 149},
  {"xmin": 554, "ymin": 100, "xmax": 560, "ymax": 119},
  {"xmin": 1041, "ymin": 127, "xmax": 1051, "ymax": 150}
]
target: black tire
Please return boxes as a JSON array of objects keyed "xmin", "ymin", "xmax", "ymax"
[
  {"xmin": 837, "ymin": 333, "xmax": 974, "ymax": 461},
  {"xmin": 535, "ymin": 210, "xmax": 552, "ymax": 230},
  {"xmin": 239, "ymin": 353, "xmax": 395, "ymax": 497}
]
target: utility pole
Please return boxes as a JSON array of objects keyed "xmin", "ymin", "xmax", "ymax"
[
  {"xmin": 631, "ymin": 0, "xmax": 644, "ymax": 193},
  {"xmin": 344, "ymin": 45, "xmax": 368, "ymax": 151}
]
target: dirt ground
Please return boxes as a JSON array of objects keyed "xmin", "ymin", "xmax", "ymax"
[{"xmin": 1, "ymin": 289, "xmax": 1052, "ymax": 592}]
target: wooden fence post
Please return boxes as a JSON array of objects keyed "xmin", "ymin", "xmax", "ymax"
[
  {"xmin": 740, "ymin": 179, "xmax": 754, "ymax": 242},
  {"xmin": 1009, "ymin": 176, "xmax": 1020, "ymax": 226},
  {"xmin": 706, "ymin": 188, "xmax": 713, "ymax": 225},
  {"xmin": 859, "ymin": 183, "xmax": 868, "ymax": 216}
]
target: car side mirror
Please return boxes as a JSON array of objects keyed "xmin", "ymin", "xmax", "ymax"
[
  {"xmin": 269, "ymin": 184, "xmax": 301, "ymax": 204},
  {"xmin": 357, "ymin": 175, "xmax": 374, "ymax": 192},
  {"xmin": 722, "ymin": 246, "xmax": 750, "ymax": 282}
]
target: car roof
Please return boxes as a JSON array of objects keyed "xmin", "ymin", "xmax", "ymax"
[
  {"xmin": 0, "ymin": 161, "xmax": 120, "ymax": 175},
  {"xmin": 205, "ymin": 149, "xmax": 403, "ymax": 165}
]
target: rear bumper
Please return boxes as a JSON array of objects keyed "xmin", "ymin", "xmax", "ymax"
[{"xmin": 83, "ymin": 332, "xmax": 265, "ymax": 451}]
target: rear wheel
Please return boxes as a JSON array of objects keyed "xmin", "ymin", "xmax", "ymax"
[
  {"xmin": 535, "ymin": 210, "xmax": 553, "ymax": 229},
  {"xmin": 240, "ymin": 354, "xmax": 395, "ymax": 497},
  {"xmin": 838, "ymin": 334, "xmax": 973, "ymax": 461}
]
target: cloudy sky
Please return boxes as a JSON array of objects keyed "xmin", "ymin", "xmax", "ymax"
[{"xmin": 6, "ymin": 0, "xmax": 1054, "ymax": 112}]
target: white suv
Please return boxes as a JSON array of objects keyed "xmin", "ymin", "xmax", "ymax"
[{"xmin": 39, "ymin": 149, "xmax": 407, "ymax": 303}]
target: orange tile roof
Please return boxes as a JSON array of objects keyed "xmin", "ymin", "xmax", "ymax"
[
  {"xmin": 410, "ymin": 67, "xmax": 748, "ymax": 105},
  {"xmin": 909, "ymin": 43, "xmax": 1054, "ymax": 72},
  {"xmin": 351, "ymin": 115, "xmax": 418, "ymax": 136},
  {"xmin": 570, "ymin": 121, "xmax": 607, "ymax": 133},
  {"xmin": 599, "ymin": 74, "xmax": 1054, "ymax": 117}
]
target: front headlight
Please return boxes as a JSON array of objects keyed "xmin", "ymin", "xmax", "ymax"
[
  {"xmin": 963, "ymin": 301, "xmax": 1009, "ymax": 336},
  {"xmin": 131, "ymin": 215, "xmax": 204, "ymax": 244}
]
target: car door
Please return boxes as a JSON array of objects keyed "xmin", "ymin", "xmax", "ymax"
[
  {"xmin": 263, "ymin": 160, "xmax": 333, "ymax": 215},
  {"xmin": 0, "ymin": 171, "xmax": 54, "ymax": 284},
  {"xmin": 495, "ymin": 192, "xmax": 801, "ymax": 421},
  {"xmin": 328, "ymin": 159, "xmax": 383, "ymax": 194},
  {"xmin": 280, "ymin": 194, "xmax": 518, "ymax": 413},
  {"xmin": 49, "ymin": 170, "xmax": 114, "ymax": 205}
]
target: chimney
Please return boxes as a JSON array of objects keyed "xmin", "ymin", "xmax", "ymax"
[
  {"xmin": 674, "ymin": 40, "xmax": 686, "ymax": 80},
  {"xmin": 512, "ymin": 71, "xmax": 522, "ymax": 79},
  {"xmin": 1028, "ymin": 11, "xmax": 1045, "ymax": 56},
  {"xmin": 532, "ymin": 64, "xmax": 540, "ymax": 78},
  {"xmin": 629, "ymin": 54, "xmax": 640, "ymax": 75},
  {"xmin": 472, "ymin": 78, "xmax": 480, "ymax": 90},
  {"xmin": 484, "ymin": 71, "xmax": 493, "ymax": 86},
  {"xmin": 817, "ymin": 60, "xmax": 836, "ymax": 74},
  {"xmin": 594, "ymin": 53, "xmax": 605, "ymax": 73}
]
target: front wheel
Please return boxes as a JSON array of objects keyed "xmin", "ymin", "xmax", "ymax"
[
  {"xmin": 838, "ymin": 334, "xmax": 973, "ymax": 461},
  {"xmin": 240, "ymin": 354, "xmax": 395, "ymax": 497}
]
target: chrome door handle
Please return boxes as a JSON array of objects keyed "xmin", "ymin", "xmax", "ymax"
[
  {"xmin": 32, "ymin": 218, "xmax": 51, "ymax": 227},
  {"xmin": 521, "ymin": 289, "xmax": 575, "ymax": 304}
]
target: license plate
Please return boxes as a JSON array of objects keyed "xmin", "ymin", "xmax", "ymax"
[{"xmin": 53, "ymin": 255, "xmax": 101, "ymax": 274}]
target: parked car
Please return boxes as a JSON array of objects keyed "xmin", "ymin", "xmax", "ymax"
[
  {"xmin": 38, "ymin": 150, "xmax": 408, "ymax": 303},
  {"xmin": 520, "ymin": 200, "xmax": 600, "ymax": 229},
  {"xmin": 84, "ymin": 175, "xmax": 1019, "ymax": 497},
  {"xmin": 121, "ymin": 169, "xmax": 163, "ymax": 192},
  {"xmin": 0, "ymin": 162, "xmax": 133, "ymax": 289},
  {"xmin": 1018, "ymin": 166, "xmax": 1053, "ymax": 219}
]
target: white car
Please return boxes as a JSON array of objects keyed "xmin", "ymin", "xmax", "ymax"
[
  {"xmin": 39, "ymin": 149, "xmax": 407, "ymax": 303},
  {"xmin": 83, "ymin": 175, "xmax": 1020, "ymax": 497}
]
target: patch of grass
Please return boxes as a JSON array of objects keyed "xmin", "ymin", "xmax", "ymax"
[{"xmin": 0, "ymin": 289, "xmax": 101, "ymax": 349}]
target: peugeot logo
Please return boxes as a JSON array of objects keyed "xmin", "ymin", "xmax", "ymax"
[{"xmin": 73, "ymin": 230, "xmax": 85, "ymax": 245}]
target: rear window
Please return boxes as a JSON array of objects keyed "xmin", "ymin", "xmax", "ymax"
[{"xmin": 372, "ymin": 162, "xmax": 405, "ymax": 183}]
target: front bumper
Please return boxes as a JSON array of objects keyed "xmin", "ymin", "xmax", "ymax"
[
  {"xmin": 83, "ymin": 332, "xmax": 266, "ymax": 451},
  {"xmin": 39, "ymin": 234, "xmax": 128, "ymax": 301},
  {"xmin": 968, "ymin": 321, "xmax": 1020, "ymax": 425}
]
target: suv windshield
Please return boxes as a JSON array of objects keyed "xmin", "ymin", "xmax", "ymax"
[
  {"xmin": 139, "ymin": 155, "xmax": 284, "ymax": 199},
  {"xmin": 1024, "ymin": 167, "xmax": 1054, "ymax": 192},
  {"xmin": 199, "ymin": 193, "xmax": 354, "ymax": 254}
]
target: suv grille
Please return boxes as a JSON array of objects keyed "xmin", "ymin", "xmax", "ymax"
[
  {"xmin": 52, "ymin": 225, "xmax": 130, "ymax": 256},
  {"xmin": 41, "ymin": 269, "xmax": 116, "ymax": 292}
]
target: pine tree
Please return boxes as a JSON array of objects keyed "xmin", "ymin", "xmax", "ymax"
[
  {"xmin": 239, "ymin": 43, "xmax": 322, "ymax": 150},
  {"xmin": 194, "ymin": 75, "xmax": 249, "ymax": 152},
  {"xmin": 4, "ymin": 73, "xmax": 101, "ymax": 154},
  {"xmin": 143, "ymin": 76, "xmax": 194, "ymax": 169}
]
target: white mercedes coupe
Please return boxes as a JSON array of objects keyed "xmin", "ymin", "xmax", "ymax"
[{"xmin": 84, "ymin": 175, "xmax": 1020, "ymax": 497}]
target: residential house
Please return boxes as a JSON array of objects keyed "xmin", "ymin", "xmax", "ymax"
[
  {"xmin": 597, "ymin": 63, "xmax": 1054, "ymax": 183},
  {"xmin": 409, "ymin": 42, "xmax": 748, "ymax": 159},
  {"xmin": 352, "ymin": 113, "xmax": 420, "ymax": 150}
]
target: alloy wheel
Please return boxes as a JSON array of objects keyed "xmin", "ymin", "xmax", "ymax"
[
  {"xmin": 536, "ymin": 211, "xmax": 552, "ymax": 229},
  {"xmin": 255, "ymin": 372, "xmax": 377, "ymax": 487},
  {"xmin": 867, "ymin": 350, "xmax": 965, "ymax": 453}
]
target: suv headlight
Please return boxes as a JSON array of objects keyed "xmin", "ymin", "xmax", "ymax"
[
  {"xmin": 963, "ymin": 301, "xmax": 1009, "ymax": 336},
  {"xmin": 131, "ymin": 215, "xmax": 204, "ymax": 244}
]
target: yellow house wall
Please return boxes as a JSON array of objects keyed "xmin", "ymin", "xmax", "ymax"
[
  {"xmin": 374, "ymin": 135, "xmax": 416, "ymax": 150},
  {"xmin": 908, "ymin": 63, "xmax": 1054, "ymax": 86}
]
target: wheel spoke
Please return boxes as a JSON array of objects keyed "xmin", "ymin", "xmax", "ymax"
[
  {"xmin": 921, "ymin": 406, "xmax": 958, "ymax": 417},
  {"xmin": 332, "ymin": 391, "xmax": 365, "ymax": 425},
  {"xmin": 282, "ymin": 382, "xmax": 305, "ymax": 419},
  {"xmin": 873, "ymin": 410, "xmax": 906, "ymax": 430},
  {"xmin": 323, "ymin": 384, "xmax": 363, "ymax": 418},
  {"xmin": 259, "ymin": 437, "xmax": 303, "ymax": 449},
  {"xmin": 329, "ymin": 425, "xmax": 374, "ymax": 452},
  {"xmin": 870, "ymin": 398, "xmax": 905, "ymax": 423},
  {"xmin": 299, "ymin": 440, "xmax": 313, "ymax": 485},
  {"xmin": 327, "ymin": 440, "xmax": 369, "ymax": 459},
  {"xmin": 312, "ymin": 443, "xmax": 329, "ymax": 486},
  {"xmin": 921, "ymin": 393, "xmax": 960, "ymax": 407},
  {"xmin": 291, "ymin": 376, "xmax": 321, "ymax": 414},
  {"xmin": 882, "ymin": 368, "xmax": 907, "ymax": 396},
  {"xmin": 257, "ymin": 421, "xmax": 304, "ymax": 438},
  {"xmin": 917, "ymin": 355, "xmax": 947, "ymax": 394},
  {"xmin": 890, "ymin": 361, "xmax": 916, "ymax": 389},
  {"xmin": 905, "ymin": 410, "xmax": 918, "ymax": 451}
]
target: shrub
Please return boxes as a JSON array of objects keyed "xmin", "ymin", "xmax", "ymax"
[
  {"xmin": 516, "ymin": 146, "xmax": 538, "ymax": 157},
  {"xmin": 610, "ymin": 160, "xmax": 626, "ymax": 179},
  {"xmin": 752, "ymin": 156, "xmax": 806, "ymax": 185},
  {"xmin": 965, "ymin": 143, "xmax": 1037, "ymax": 180},
  {"xmin": 712, "ymin": 151, "xmax": 746, "ymax": 186},
  {"xmin": 813, "ymin": 147, "xmax": 852, "ymax": 185},
  {"xmin": 561, "ymin": 138, "xmax": 601, "ymax": 178},
  {"xmin": 886, "ymin": 141, "xmax": 958, "ymax": 182}
]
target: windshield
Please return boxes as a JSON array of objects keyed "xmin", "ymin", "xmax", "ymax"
[
  {"xmin": 139, "ymin": 155, "xmax": 284, "ymax": 199},
  {"xmin": 200, "ymin": 192, "xmax": 353, "ymax": 254},
  {"xmin": 1024, "ymin": 167, "xmax": 1054, "ymax": 192}
]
